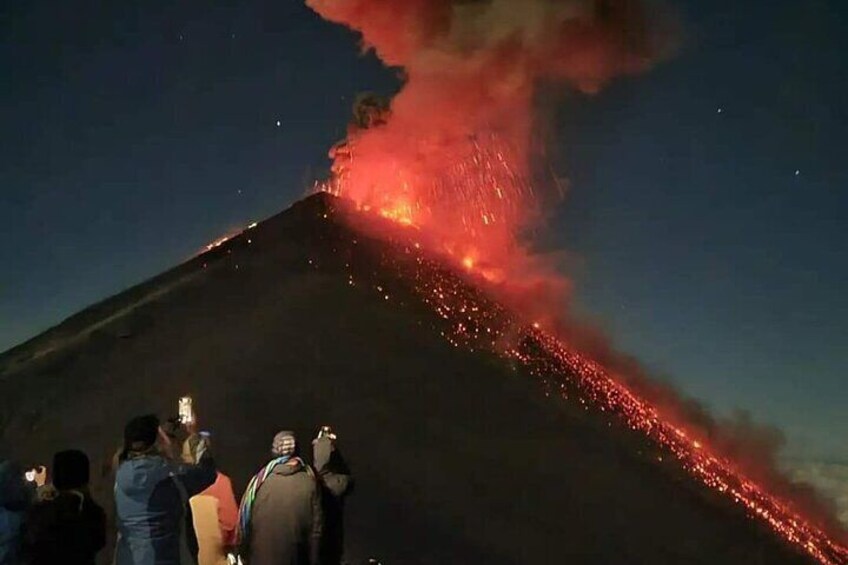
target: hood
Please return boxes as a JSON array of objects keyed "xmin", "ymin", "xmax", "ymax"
[
  {"xmin": 115, "ymin": 456, "xmax": 173, "ymax": 499},
  {"xmin": 271, "ymin": 458, "xmax": 306, "ymax": 477}
]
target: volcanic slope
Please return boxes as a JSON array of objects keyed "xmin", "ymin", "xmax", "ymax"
[{"xmin": 0, "ymin": 193, "xmax": 828, "ymax": 564}]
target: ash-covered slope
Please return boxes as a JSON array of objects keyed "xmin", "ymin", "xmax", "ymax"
[{"xmin": 0, "ymin": 193, "xmax": 821, "ymax": 564}]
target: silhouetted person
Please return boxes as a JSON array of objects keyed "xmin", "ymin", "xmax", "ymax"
[
  {"xmin": 238, "ymin": 431, "xmax": 322, "ymax": 565},
  {"xmin": 312, "ymin": 431, "xmax": 353, "ymax": 565},
  {"xmin": 22, "ymin": 449, "xmax": 106, "ymax": 565},
  {"xmin": 114, "ymin": 414, "xmax": 216, "ymax": 565},
  {"xmin": 0, "ymin": 459, "xmax": 36, "ymax": 565}
]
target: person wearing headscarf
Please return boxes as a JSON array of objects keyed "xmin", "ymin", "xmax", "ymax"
[
  {"xmin": 238, "ymin": 431, "xmax": 323, "ymax": 565},
  {"xmin": 22, "ymin": 449, "xmax": 106, "ymax": 564},
  {"xmin": 114, "ymin": 414, "xmax": 216, "ymax": 565}
]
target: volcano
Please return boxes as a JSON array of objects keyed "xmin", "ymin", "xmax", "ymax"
[{"xmin": 0, "ymin": 193, "xmax": 843, "ymax": 564}]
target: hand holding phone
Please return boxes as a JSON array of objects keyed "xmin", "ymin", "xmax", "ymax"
[
  {"xmin": 25, "ymin": 466, "xmax": 47, "ymax": 487},
  {"xmin": 317, "ymin": 425, "xmax": 337, "ymax": 441}
]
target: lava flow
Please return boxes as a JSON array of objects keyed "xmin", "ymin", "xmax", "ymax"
[
  {"xmin": 304, "ymin": 0, "xmax": 848, "ymax": 562},
  {"xmin": 324, "ymin": 208, "xmax": 848, "ymax": 565}
]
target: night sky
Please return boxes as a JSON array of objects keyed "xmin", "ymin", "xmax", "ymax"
[{"xmin": 2, "ymin": 1, "xmax": 845, "ymax": 464}]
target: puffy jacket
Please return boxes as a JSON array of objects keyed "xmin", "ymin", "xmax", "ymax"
[
  {"xmin": 189, "ymin": 472, "xmax": 239, "ymax": 565},
  {"xmin": 21, "ymin": 489, "xmax": 106, "ymax": 565},
  {"xmin": 243, "ymin": 459, "xmax": 322, "ymax": 565},
  {"xmin": 114, "ymin": 454, "xmax": 216, "ymax": 565}
]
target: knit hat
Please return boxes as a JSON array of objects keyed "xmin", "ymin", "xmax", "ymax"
[
  {"xmin": 271, "ymin": 431, "xmax": 297, "ymax": 457},
  {"xmin": 52, "ymin": 450, "xmax": 89, "ymax": 491},
  {"xmin": 124, "ymin": 414, "xmax": 160, "ymax": 449}
]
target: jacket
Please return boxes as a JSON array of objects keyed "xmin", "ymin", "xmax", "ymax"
[
  {"xmin": 243, "ymin": 459, "xmax": 322, "ymax": 565},
  {"xmin": 21, "ymin": 489, "xmax": 106, "ymax": 565},
  {"xmin": 0, "ymin": 460, "xmax": 33, "ymax": 565},
  {"xmin": 312, "ymin": 439, "xmax": 353, "ymax": 565},
  {"xmin": 114, "ymin": 454, "xmax": 216, "ymax": 565},
  {"xmin": 189, "ymin": 472, "xmax": 239, "ymax": 565}
]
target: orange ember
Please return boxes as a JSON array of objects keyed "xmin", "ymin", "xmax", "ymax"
[
  {"xmin": 339, "ymin": 228, "xmax": 848, "ymax": 565},
  {"xmin": 314, "ymin": 109, "xmax": 848, "ymax": 565},
  {"xmin": 323, "ymin": 132, "xmax": 534, "ymax": 274}
]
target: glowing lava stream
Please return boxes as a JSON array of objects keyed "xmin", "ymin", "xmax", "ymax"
[{"xmin": 330, "ymin": 202, "xmax": 848, "ymax": 565}]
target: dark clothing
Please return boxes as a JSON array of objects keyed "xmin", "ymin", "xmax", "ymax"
[
  {"xmin": 244, "ymin": 459, "xmax": 322, "ymax": 565},
  {"xmin": 22, "ymin": 490, "xmax": 106, "ymax": 565},
  {"xmin": 1, "ymin": 460, "xmax": 35, "ymax": 565},
  {"xmin": 313, "ymin": 439, "xmax": 353, "ymax": 565},
  {"xmin": 114, "ymin": 453, "xmax": 216, "ymax": 565}
]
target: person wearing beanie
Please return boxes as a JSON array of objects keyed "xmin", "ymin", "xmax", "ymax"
[
  {"xmin": 21, "ymin": 449, "xmax": 106, "ymax": 565},
  {"xmin": 114, "ymin": 414, "xmax": 217, "ymax": 565},
  {"xmin": 237, "ymin": 431, "xmax": 323, "ymax": 565}
]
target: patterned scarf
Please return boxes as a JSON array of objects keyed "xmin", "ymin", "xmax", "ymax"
[{"xmin": 237, "ymin": 456, "xmax": 303, "ymax": 546}]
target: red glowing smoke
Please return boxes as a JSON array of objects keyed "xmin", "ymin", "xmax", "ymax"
[{"xmin": 307, "ymin": 0, "xmax": 667, "ymax": 281}]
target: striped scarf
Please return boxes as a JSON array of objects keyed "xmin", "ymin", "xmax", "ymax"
[{"xmin": 237, "ymin": 455, "xmax": 302, "ymax": 546}]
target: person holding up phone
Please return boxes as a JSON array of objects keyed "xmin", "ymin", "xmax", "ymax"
[
  {"xmin": 114, "ymin": 412, "xmax": 216, "ymax": 565},
  {"xmin": 312, "ymin": 427, "xmax": 353, "ymax": 565}
]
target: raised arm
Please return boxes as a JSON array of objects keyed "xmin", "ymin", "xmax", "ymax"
[
  {"xmin": 313, "ymin": 437, "xmax": 353, "ymax": 498},
  {"xmin": 173, "ymin": 434, "xmax": 217, "ymax": 496}
]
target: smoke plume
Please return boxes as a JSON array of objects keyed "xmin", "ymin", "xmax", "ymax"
[
  {"xmin": 307, "ymin": 0, "xmax": 669, "ymax": 280},
  {"xmin": 306, "ymin": 0, "xmax": 847, "ymax": 551}
]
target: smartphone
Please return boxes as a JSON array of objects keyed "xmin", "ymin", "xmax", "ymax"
[
  {"xmin": 178, "ymin": 396, "xmax": 194, "ymax": 425},
  {"xmin": 318, "ymin": 425, "xmax": 337, "ymax": 440},
  {"xmin": 24, "ymin": 469, "xmax": 37, "ymax": 482}
]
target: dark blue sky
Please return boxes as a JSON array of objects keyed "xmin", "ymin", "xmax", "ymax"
[{"xmin": 2, "ymin": 1, "xmax": 845, "ymax": 460}]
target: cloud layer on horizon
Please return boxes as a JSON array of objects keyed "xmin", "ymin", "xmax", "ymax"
[{"xmin": 788, "ymin": 460, "xmax": 848, "ymax": 528}]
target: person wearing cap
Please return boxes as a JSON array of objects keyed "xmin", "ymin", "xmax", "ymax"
[
  {"xmin": 21, "ymin": 449, "xmax": 106, "ymax": 564},
  {"xmin": 114, "ymin": 414, "xmax": 216, "ymax": 565},
  {"xmin": 237, "ymin": 431, "xmax": 323, "ymax": 565}
]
